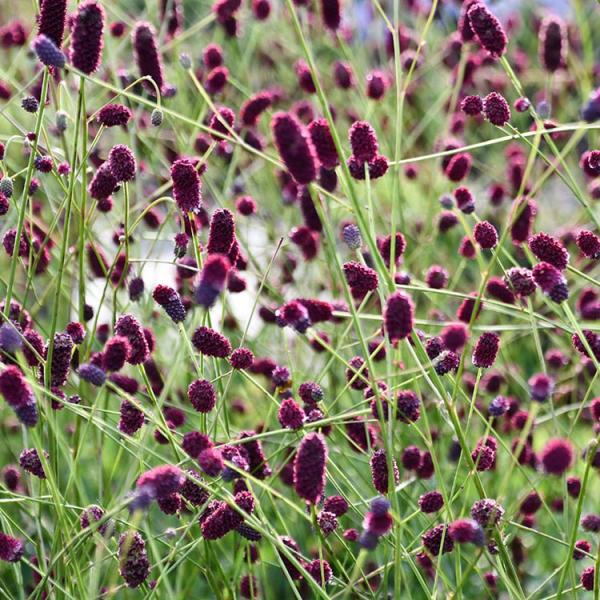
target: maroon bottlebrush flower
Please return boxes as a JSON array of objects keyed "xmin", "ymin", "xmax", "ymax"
[
  {"xmin": 129, "ymin": 278, "xmax": 146, "ymax": 302},
  {"xmin": 471, "ymin": 498, "xmax": 504, "ymax": 528},
  {"xmin": 471, "ymin": 442, "xmax": 495, "ymax": 471},
  {"xmin": 137, "ymin": 465, "xmax": 184, "ymax": 498},
  {"xmin": 528, "ymin": 372, "xmax": 554, "ymax": 402},
  {"xmin": 349, "ymin": 121, "xmax": 379, "ymax": 162},
  {"xmin": 474, "ymin": 221, "xmax": 498, "ymax": 249},
  {"xmin": 540, "ymin": 438, "xmax": 573, "ymax": 475},
  {"xmin": 37, "ymin": 0, "xmax": 67, "ymax": 47},
  {"xmin": 64, "ymin": 322, "xmax": 84, "ymax": 345},
  {"xmin": 461, "ymin": 95, "xmax": 483, "ymax": 116},
  {"xmin": 298, "ymin": 299, "xmax": 333, "ymax": 323},
  {"xmin": 306, "ymin": 559, "xmax": 333, "ymax": 587},
  {"xmin": 278, "ymin": 398, "xmax": 305, "ymax": 429},
  {"xmin": 333, "ymin": 60, "xmax": 355, "ymax": 89},
  {"xmin": 80, "ymin": 505, "xmax": 111, "ymax": 535},
  {"xmin": 230, "ymin": 347, "xmax": 254, "ymax": 370},
  {"xmin": 532, "ymin": 261, "xmax": 568, "ymax": 302},
  {"xmin": 188, "ymin": 379, "xmax": 216, "ymax": 413},
  {"xmin": 171, "ymin": 158, "xmax": 202, "ymax": 213},
  {"xmin": 294, "ymin": 59, "xmax": 315, "ymax": 94},
  {"xmin": 0, "ymin": 192, "xmax": 8, "ymax": 215},
  {"xmin": 207, "ymin": 208, "xmax": 236, "ymax": 255},
  {"xmin": 235, "ymin": 195, "xmax": 257, "ymax": 217},
  {"xmin": 293, "ymin": 432, "xmax": 328, "ymax": 504},
  {"xmin": 483, "ymin": 92, "xmax": 511, "ymax": 126},
  {"xmin": 321, "ymin": 0, "xmax": 341, "ymax": 30},
  {"xmin": 157, "ymin": 493, "xmax": 182, "ymax": 515},
  {"xmin": 32, "ymin": 34, "xmax": 65, "ymax": 68},
  {"xmin": 89, "ymin": 163, "xmax": 117, "ymax": 200},
  {"xmin": 34, "ymin": 156, "xmax": 53, "ymax": 174},
  {"xmin": 308, "ymin": 119, "xmax": 339, "ymax": 169},
  {"xmin": 472, "ymin": 332, "xmax": 500, "ymax": 368},
  {"xmin": 459, "ymin": 236, "xmax": 476, "ymax": 258},
  {"xmin": 0, "ymin": 366, "xmax": 33, "ymax": 409},
  {"xmin": 0, "ymin": 532, "xmax": 24, "ymax": 563},
  {"xmin": 324, "ymin": 495, "xmax": 348, "ymax": 516},
  {"xmin": 419, "ymin": 491, "xmax": 444, "ymax": 514},
  {"xmin": 378, "ymin": 232, "xmax": 406, "ymax": 267},
  {"xmin": 486, "ymin": 277, "xmax": 515, "ymax": 304},
  {"xmin": 519, "ymin": 491, "xmax": 542, "ymax": 515},
  {"xmin": 539, "ymin": 15, "xmax": 567, "ymax": 72},
  {"xmin": 582, "ymin": 514, "xmax": 600, "ymax": 533},
  {"xmin": 422, "ymin": 524, "xmax": 454, "ymax": 556},
  {"xmin": 572, "ymin": 330, "xmax": 600, "ymax": 361},
  {"xmin": 132, "ymin": 22, "xmax": 164, "ymax": 92},
  {"xmin": 203, "ymin": 42, "xmax": 223, "ymax": 68},
  {"xmin": 343, "ymin": 261, "xmax": 378, "ymax": 300},
  {"xmin": 277, "ymin": 300, "xmax": 311, "ymax": 333},
  {"xmin": 49, "ymin": 331, "xmax": 73, "ymax": 387},
  {"xmin": 69, "ymin": 1, "xmax": 105, "ymax": 75},
  {"xmin": 384, "ymin": 291, "xmax": 414, "ymax": 343},
  {"xmin": 103, "ymin": 336, "xmax": 130, "ymax": 372},
  {"xmin": 192, "ymin": 326, "xmax": 232, "ymax": 358},
  {"xmin": 467, "ymin": 3, "xmax": 507, "ymax": 58},
  {"xmin": 457, "ymin": 294, "xmax": 482, "ymax": 323},
  {"xmin": 581, "ymin": 566, "xmax": 595, "ymax": 592},
  {"xmin": 511, "ymin": 198, "xmax": 537, "ymax": 244},
  {"xmin": 439, "ymin": 211, "xmax": 459, "ymax": 233},
  {"xmin": 240, "ymin": 91, "xmax": 271, "ymax": 127},
  {"xmin": 397, "ymin": 390, "xmax": 420, "ymax": 423},
  {"xmin": 19, "ymin": 448, "xmax": 46, "ymax": 479},
  {"xmin": 238, "ymin": 431, "xmax": 272, "ymax": 479},
  {"xmin": 425, "ymin": 265, "xmax": 448, "ymax": 289},
  {"xmin": 449, "ymin": 519, "xmax": 484, "ymax": 545},
  {"xmin": 529, "ymin": 232, "xmax": 569, "ymax": 270},
  {"xmin": 201, "ymin": 491, "xmax": 255, "ymax": 540},
  {"xmin": 2, "ymin": 466, "xmax": 20, "ymax": 492},
  {"xmin": 366, "ymin": 69, "xmax": 388, "ymax": 100},
  {"xmin": 345, "ymin": 356, "xmax": 369, "ymax": 390},
  {"xmin": 370, "ymin": 449, "xmax": 399, "ymax": 494},
  {"xmin": 444, "ymin": 152, "xmax": 472, "ymax": 182},
  {"xmin": 205, "ymin": 66, "xmax": 228, "ymax": 95},
  {"xmin": 115, "ymin": 314, "xmax": 149, "ymax": 365},
  {"xmin": 505, "ymin": 267, "xmax": 536, "ymax": 297},
  {"xmin": 574, "ymin": 539, "xmax": 591, "ymax": 560},
  {"xmin": 119, "ymin": 400, "xmax": 144, "ymax": 435},
  {"xmin": 194, "ymin": 254, "xmax": 231, "ymax": 308},
  {"xmin": 182, "ymin": 431, "xmax": 212, "ymax": 458},
  {"xmin": 108, "ymin": 144, "xmax": 136, "ymax": 182},
  {"xmin": 576, "ymin": 230, "xmax": 600, "ymax": 259},
  {"xmin": 209, "ymin": 106, "xmax": 235, "ymax": 140},
  {"xmin": 111, "ymin": 373, "xmax": 139, "ymax": 395},
  {"xmin": 181, "ymin": 470, "xmax": 209, "ymax": 506},
  {"xmin": 401, "ymin": 445, "xmax": 421, "ymax": 470},
  {"xmin": 317, "ymin": 510, "xmax": 338, "ymax": 536},
  {"xmin": 152, "ymin": 285, "xmax": 186, "ymax": 323},
  {"xmin": 290, "ymin": 225, "xmax": 320, "ymax": 260},
  {"xmin": 272, "ymin": 112, "xmax": 317, "ymax": 184},
  {"xmin": 118, "ymin": 531, "xmax": 150, "ymax": 588}
]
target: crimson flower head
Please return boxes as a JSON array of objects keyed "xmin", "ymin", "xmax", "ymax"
[
  {"xmin": 467, "ymin": 2, "xmax": 507, "ymax": 58},
  {"xmin": 37, "ymin": 0, "xmax": 67, "ymax": 47},
  {"xmin": 115, "ymin": 314, "xmax": 150, "ymax": 365},
  {"xmin": 483, "ymin": 92, "xmax": 511, "ymax": 126},
  {"xmin": 97, "ymin": 104, "xmax": 131, "ymax": 128},
  {"xmin": 108, "ymin": 144, "xmax": 136, "ymax": 182},
  {"xmin": 194, "ymin": 254, "xmax": 231, "ymax": 308},
  {"xmin": 192, "ymin": 326, "xmax": 232, "ymax": 358},
  {"xmin": 576, "ymin": 230, "xmax": 600, "ymax": 259},
  {"xmin": 152, "ymin": 285, "xmax": 186, "ymax": 323},
  {"xmin": 384, "ymin": 291, "xmax": 414, "ymax": 343},
  {"xmin": 539, "ymin": 15, "xmax": 567, "ymax": 72},
  {"xmin": 529, "ymin": 232, "xmax": 569, "ymax": 270},
  {"xmin": 70, "ymin": 1, "xmax": 105, "ymax": 75},
  {"xmin": 207, "ymin": 208, "xmax": 236, "ymax": 255},
  {"xmin": 293, "ymin": 432, "xmax": 328, "ymax": 504},
  {"xmin": 474, "ymin": 221, "xmax": 498, "ymax": 249},
  {"xmin": 308, "ymin": 119, "xmax": 339, "ymax": 169},
  {"xmin": 0, "ymin": 532, "xmax": 24, "ymax": 563},
  {"xmin": 540, "ymin": 438, "xmax": 573, "ymax": 475},
  {"xmin": 240, "ymin": 91, "xmax": 271, "ymax": 127},
  {"xmin": 19, "ymin": 447, "xmax": 47, "ymax": 479},
  {"xmin": 271, "ymin": 112, "xmax": 317, "ymax": 184},
  {"xmin": 370, "ymin": 448, "xmax": 398, "ymax": 494},
  {"xmin": 472, "ymin": 332, "xmax": 500, "ymax": 368},
  {"xmin": 188, "ymin": 379, "xmax": 216, "ymax": 413},
  {"xmin": 532, "ymin": 262, "xmax": 568, "ymax": 302},
  {"xmin": 171, "ymin": 158, "xmax": 202, "ymax": 213},
  {"xmin": 343, "ymin": 261, "xmax": 378, "ymax": 301},
  {"xmin": 349, "ymin": 121, "xmax": 379, "ymax": 162},
  {"xmin": 136, "ymin": 465, "xmax": 184, "ymax": 498},
  {"xmin": 132, "ymin": 21, "xmax": 165, "ymax": 92},
  {"xmin": 118, "ymin": 531, "xmax": 150, "ymax": 588}
]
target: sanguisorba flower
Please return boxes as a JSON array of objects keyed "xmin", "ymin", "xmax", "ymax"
[
  {"xmin": 188, "ymin": 379, "xmax": 216, "ymax": 413},
  {"xmin": 576, "ymin": 230, "xmax": 600, "ymax": 259},
  {"xmin": 472, "ymin": 332, "xmax": 500, "ymax": 368},
  {"xmin": 118, "ymin": 531, "xmax": 150, "ymax": 588},
  {"xmin": 540, "ymin": 438, "xmax": 573, "ymax": 475},
  {"xmin": 528, "ymin": 232, "xmax": 569, "ymax": 270},
  {"xmin": 320, "ymin": 0, "xmax": 341, "ymax": 30},
  {"xmin": 0, "ymin": 532, "xmax": 24, "ymax": 563},
  {"xmin": 194, "ymin": 254, "xmax": 231, "ymax": 308},
  {"xmin": 483, "ymin": 92, "xmax": 511, "ymax": 126},
  {"xmin": 293, "ymin": 432, "xmax": 328, "ymax": 504},
  {"xmin": 271, "ymin": 112, "xmax": 317, "ymax": 185},
  {"xmin": 132, "ymin": 22, "xmax": 165, "ymax": 92},
  {"xmin": 37, "ymin": 0, "xmax": 67, "ymax": 47},
  {"xmin": 96, "ymin": 103, "xmax": 132, "ymax": 127},
  {"xmin": 467, "ymin": 2, "xmax": 507, "ymax": 58},
  {"xmin": 192, "ymin": 326, "xmax": 232, "ymax": 358},
  {"xmin": 108, "ymin": 145, "xmax": 136, "ymax": 182},
  {"xmin": 115, "ymin": 314, "xmax": 149, "ymax": 365},
  {"xmin": 383, "ymin": 291, "xmax": 414, "ymax": 344},
  {"xmin": 69, "ymin": 1, "xmax": 105, "ymax": 75},
  {"xmin": 171, "ymin": 158, "xmax": 202, "ymax": 213},
  {"xmin": 308, "ymin": 119, "xmax": 339, "ymax": 169},
  {"xmin": 207, "ymin": 208, "xmax": 236, "ymax": 255},
  {"xmin": 539, "ymin": 15, "xmax": 567, "ymax": 73},
  {"xmin": 152, "ymin": 285, "xmax": 186, "ymax": 323},
  {"xmin": 31, "ymin": 34, "xmax": 65, "ymax": 68}
]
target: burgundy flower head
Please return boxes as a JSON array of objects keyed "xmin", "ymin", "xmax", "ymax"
[
  {"xmin": 370, "ymin": 448, "xmax": 399, "ymax": 494},
  {"xmin": 115, "ymin": 314, "xmax": 149, "ymax": 365},
  {"xmin": 384, "ymin": 291, "xmax": 414, "ymax": 343},
  {"xmin": 188, "ymin": 379, "xmax": 217, "ymax": 413},
  {"xmin": 467, "ymin": 3, "xmax": 507, "ymax": 58},
  {"xmin": 474, "ymin": 221, "xmax": 498, "ymax": 249},
  {"xmin": 576, "ymin": 230, "xmax": 600, "ymax": 259},
  {"xmin": 308, "ymin": 119, "xmax": 339, "ymax": 169},
  {"xmin": 240, "ymin": 91, "xmax": 271, "ymax": 127},
  {"xmin": 349, "ymin": 121, "xmax": 379, "ymax": 162},
  {"xmin": 152, "ymin": 285, "xmax": 186, "ymax": 323},
  {"xmin": 132, "ymin": 21, "xmax": 165, "ymax": 92},
  {"xmin": 540, "ymin": 438, "xmax": 573, "ymax": 475},
  {"xmin": 37, "ymin": 0, "xmax": 67, "ymax": 47},
  {"xmin": 192, "ymin": 326, "xmax": 232, "ymax": 358},
  {"xmin": 272, "ymin": 112, "xmax": 317, "ymax": 184},
  {"xmin": 70, "ymin": 1, "xmax": 105, "ymax": 75},
  {"xmin": 472, "ymin": 332, "xmax": 500, "ymax": 368},
  {"xmin": 136, "ymin": 465, "xmax": 184, "ymax": 498},
  {"xmin": 483, "ymin": 92, "xmax": 511, "ymax": 126},
  {"xmin": 118, "ymin": 532, "xmax": 150, "ymax": 588},
  {"xmin": 194, "ymin": 254, "xmax": 231, "ymax": 308},
  {"xmin": 0, "ymin": 532, "xmax": 24, "ymax": 563},
  {"xmin": 207, "ymin": 208, "xmax": 236, "ymax": 255},
  {"xmin": 529, "ymin": 232, "xmax": 569, "ymax": 270},
  {"xmin": 171, "ymin": 158, "xmax": 202, "ymax": 213},
  {"xmin": 532, "ymin": 262, "xmax": 568, "ymax": 302},
  {"xmin": 293, "ymin": 432, "xmax": 328, "ymax": 504},
  {"xmin": 539, "ymin": 15, "xmax": 567, "ymax": 72}
]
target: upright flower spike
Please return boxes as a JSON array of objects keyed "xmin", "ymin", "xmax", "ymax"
[
  {"xmin": 483, "ymin": 92, "xmax": 511, "ymax": 126},
  {"xmin": 115, "ymin": 314, "xmax": 150, "ymax": 365},
  {"xmin": 188, "ymin": 379, "xmax": 216, "ymax": 413},
  {"xmin": 539, "ymin": 15, "xmax": 567, "ymax": 72},
  {"xmin": 118, "ymin": 531, "xmax": 150, "ymax": 588},
  {"xmin": 383, "ymin": 291, "xmax": 414, "ymax": 344},
  {"xmin": 70, "ymin": 1, "xmax": 105, "ymax": 75},
  {"xmin": 293, "ymin": 432, "xmax": 328, "ymax": 504},
  {"xmin": 0, "ymin": 532, "xmax": 24, "ymax": 563},
  {"xmin": 528, "ymin": 232, "xmax": 569, "ymax": 270},
  {"xmin": 320, "ymin": 0, "xmax": 341, "ymax": 30},
  {"xmin": 132, "ymin": 22, "xmax": 165, "ymax": 92},
  {"xmin": 152, "ymin": 285, "xmax": 186, "ymax": 323},
  {"xmin": 349, "ymin": 121, "xmax": 379, "ymax": 162},
  {"xmin": 370, "ymin": 449, "xmax": 399, "ymax": 494},
  {"xmin": 108, "ymin": 144, "xmax": 136, "ymax": 182},
  {"xmin": 207, "ymin": 208, "xmax": 236, "ymax": 255},
  {"xmin": 194, "ymin": 254, "xmax": 231, "ymax": 308},
  {"xmin": 271, "ymin": 112, "xmax": 318, "ymax": 184},
  {"xmin": 308, "ymin": 119, "xmax": 339, "ymax": 169},
  {"xmin": 472, "ymin": 332, "xmax": 500, "ymax": 368},
  {"xmin": 50, "ymin": 331, "xmax": 73, "ymax": 387},
  {"xmin": 192, "ymin": 326, "xmax": 232, "ymax": 358},
  {"xmin": 37, "ymin": 0, "xmax": 67, "ymax": 47},
  {"xmin": 171, "ymin": 158, "xmax": 202, "ymax": 213},
  {"xmin": 32, "ymin": 35, "xmax": 65, "ymax": 68},
  {"xmin": 467, "ymin": 2, "xmax": 507, "ymax": 58}
]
